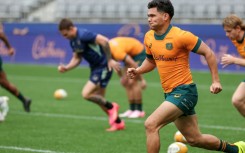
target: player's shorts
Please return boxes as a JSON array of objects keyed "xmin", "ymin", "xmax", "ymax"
[
  {"xmin": 164, "ymin": 83, "xmax": 198, "ymax": 116},
  {"xmin": 90, "ymin": 66, "xmax": 113, "ymax": 88},
  {"xmin": 133, "ymin": 49, "xmax": 146, "ymax": 66}
]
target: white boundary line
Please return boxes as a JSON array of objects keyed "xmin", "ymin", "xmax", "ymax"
[
  {"xmin": 13, "ymin": 111, "xmax": 245, "ymax": 131},
  {"xmin": 0, "ymin": 146, "xmax": 67, "ymax": 153},
  {"xmin": 1, "ymin": 111, "xmax": 244, "ymax": 153}
]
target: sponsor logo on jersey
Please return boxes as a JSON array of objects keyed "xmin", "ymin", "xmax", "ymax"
[
  {"xmin": 166, "ymin": 43, "xmax": 173, "ymax": 50},
  {"xmin": 153, "ymin": 55, "xmax": 177, "ymax": 61}
]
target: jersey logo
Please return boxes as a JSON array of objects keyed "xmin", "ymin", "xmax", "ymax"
[
  {"xmin": 149, "ymin": 43, "xmax": 152, "ymax": 49},
  {"xmin": 174, "ymin": 94, "xmax": 181, "ymax": 98},
  {"xmin": 74, "ymin": 49, "xmax": 84, "ymax": 53},
  {"xmin": 92, "ymin": 75, "xmax": 99, "ymax": 81},
  {"xmin": 166, "ymin": 43, "xmax": 173, "ymax": 50}
]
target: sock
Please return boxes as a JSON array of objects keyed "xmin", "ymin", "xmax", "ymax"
[
  {"xmin": 115, "ymin": 117, "xmax": 121, "ymax": 123},
  {"xmin": 104, "ymin": 101, "xmax": 113, "ymax": 109},
  {"xmin": 17, "ymin": 92, "xmax": 26, "ymax": 104},
  {"xmin": 130, "ymin": 103, "xmax": 136, "ymax": 111},
  {"xmin": 218, "ymin": 140, "xmax": 238, "ymax": 153},
  {"xmin": 135, "ymin": 103, "xmax": 142, "ymax": 111}
]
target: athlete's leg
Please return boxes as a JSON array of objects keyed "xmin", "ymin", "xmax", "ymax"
[
  {"xmin": 174, "ymin": 115, "xmax": 220, "ymax": 149},
  {"xmin": 127, "ymin": 79, "xmax": 145, "ymax": 118},
  {"xmin": 119, "ymin": 72, "xmax": 136, "ymax": 116},
  {"xmin": 82, "ymin": 80, "xmax": 107, "ymax": 108},
  {"xmin": 0, "ymin": 70, "xmax": 19, "ymax": 95},
  {"xmin": 0, "ymin": 70, "xmax": 31, "ymax": 112},
  {"xmin": 175, "ymin": 115, "xmax": 239, "ymax": 152},
  {"xmin": 231, "ymin": 81, "xmax": 245, "ymax": 117},
  {"xmin": 145, "ymin": 101, "xmax": 183, "ymax": 153}
]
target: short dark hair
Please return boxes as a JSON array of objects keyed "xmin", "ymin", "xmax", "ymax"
[
  {"xmin": 58, "ymin": 18, "xmax": 74, "ymax": 31},
  {"xmin": 148, "ymin": 0, "xmax": 174, "ymax": 19}
]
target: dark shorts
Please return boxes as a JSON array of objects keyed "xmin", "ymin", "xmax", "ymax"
[
  {"xmin": 90, "ymin": 66, "xmax": 113, "ymax": 88},
  {"xmin": 164, "ymin": 83, "xmax": 198, "ymax": 115},
  {"xmin": 133, "ymin": 50, "xmax": 146, "ymax": 66}
]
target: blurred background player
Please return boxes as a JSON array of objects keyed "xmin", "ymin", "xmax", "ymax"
[
  {"xmin": 109, "ymin": 37, "xmax": 146, "ymax": 118},
  {"xmin": 58, "ymin": 18, "xmax": 125, "ymax": 131},
  {"xmin": 221, "ymin": 14, "xmax": 245, "ymax": 117},
  {"xmin": 0, "ymin": 96, "xmax": 9, "ymax": 122},
  {"xmin": 0, "ymin": 23, "xmax": 31, "ymax": 112}
]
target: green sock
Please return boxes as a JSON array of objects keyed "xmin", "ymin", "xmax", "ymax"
[
  {"xmin": 135, "ymin": 103, "xmax": 142, "ymax": 111},
  {"xmin": 130, "ymin": 103, "xmax": 136, "ymax": 110},
  {"xmin": 218, "ymin": 140, "xmax": 238, "ymax": 153}
]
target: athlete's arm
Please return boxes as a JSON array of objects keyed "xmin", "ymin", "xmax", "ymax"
[
  {"xmin": 127, "ymin": 58, "xmax": 156, "ymax": 79},
  {"xmin": 95, "ymin": 34, "xmax": 121, "ymax": 72},
  {"xmin": 196, "ymin": 41, "xmax": 222, "ymax": 94},
  {"xmin": 0, "ymin": 28, "xmax": 11, "ymax": 49},
  {"xmin": 221, "ymin": 54, "xmax": 245, "ymax": 67},
  {"xmin": 95, "ymin": 34, "xmax": 111, "ymax": 60},
  {"xmin": 58, "ymin": 52, "xmax": 82, "ymax": 73},
  {"xmin": 0, "ymin": 25, "xmax": 14, "ymax": 56},
  {"xmin": 124, "ymin": 55, "xmax": 139, "ymax": 68},
  {"xmin": 124, "ymin": 55, "xmax": 145, "ymax": 82}
]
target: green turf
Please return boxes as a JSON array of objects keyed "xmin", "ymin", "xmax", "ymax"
[{"xmin": 0, "ymin": 63, "xmax": 244, "ymax": 153}]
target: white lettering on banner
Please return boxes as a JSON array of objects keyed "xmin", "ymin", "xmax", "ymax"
[{"xmin": 32, "ymin": 35, "xmax": 66, "ymax": 60}]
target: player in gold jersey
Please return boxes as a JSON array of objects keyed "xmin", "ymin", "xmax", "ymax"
[
  {"xmin": 127, "ymin": 0, "xmax": 245, "ymax": 153},
  {"xmin": 221, "ymin": 14, "xmax": 245, "ymax": 118},
  {"xmin": 109, "ymin": 37, "xmax": 146, "ymax": 118}
]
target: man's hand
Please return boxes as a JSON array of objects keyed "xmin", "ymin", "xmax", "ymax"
[
  {"xmin": 127, "ymin": 68, "xmax": 138, "ymax": 79},
  {"xmin": 210, "ymin": 82, "xmax": 222, "ymax": 94},
  {"xmin": 221, "ymin": 54, "xmax": 234, "ymax": 68},
  {"xmin": 8, "ymin": 47, "xmax": 15, "ymax": 56},
  {"xmin": 58, "ymin": 64, "xmax": 68, "ymax": 73},
  {"xmin": 108, "ymin": 59, "xmax": 121, "ymax": 73}
]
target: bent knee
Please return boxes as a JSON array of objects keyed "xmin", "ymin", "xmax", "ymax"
[
  {"xmin": 81, "ymin": 91, "xmax": 90, "ymax": 100},
  {"xmin": 231, "ymin": 97, "xmax": 243, "ymax": 107},
  {"xmin": 144, "ymin": 118, "xmax": 159, "ymax": 133}
]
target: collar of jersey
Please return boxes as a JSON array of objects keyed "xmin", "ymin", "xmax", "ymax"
[
  {"xmin": 154, "ymin": 25, "xmax": 172, "ymax": 40},
  {"xmin": 237, "ymin": 31, "xmax": 245, "ymax": 44},
  {"xmin": 71, "ymin": 29, "xmax": 79, "ymax": 42}
]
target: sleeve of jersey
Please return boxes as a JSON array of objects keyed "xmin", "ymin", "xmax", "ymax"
[
  {"xmin": 181, "ymin": 31, "xmax": 202, "ymax": 53},
  {"xmin": 144, "ymin": 36, "xmax": 154, "ymax": 60},
  {"xmin": 80, "ymin": 29, "xmax": 97, "ymax": 42}
]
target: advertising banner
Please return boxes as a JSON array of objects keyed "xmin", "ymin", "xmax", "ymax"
[{"xmin": 0, "ymin": 23, "xmax": 244, "ymax": 72}]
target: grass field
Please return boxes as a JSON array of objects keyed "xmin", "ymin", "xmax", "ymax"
[{"xmin": 0, "ymin": 63, "xmax": 244, "ymax": 153}]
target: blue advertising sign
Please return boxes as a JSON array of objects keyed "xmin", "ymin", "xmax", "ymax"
[{"xmin": 0, "ymin": 23, "xmax": 244, "ymax": 72}]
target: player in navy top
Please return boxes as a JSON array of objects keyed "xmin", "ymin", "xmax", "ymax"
[
  {"xmin": 0, "ymin": 23, "xmax": 31, "ymax": 113},
  {"xmin": 58, "ymin": 18, "xmax": 125, "ymax": 131}
]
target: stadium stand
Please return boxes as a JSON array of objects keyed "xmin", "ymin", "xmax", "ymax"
[{"xmin": 0, "ymin": 0, "xmax": 244, "ymax": 23}]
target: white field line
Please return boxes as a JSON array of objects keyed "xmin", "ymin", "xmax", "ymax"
[
  {"xmin": 0, "ymin": 146, "xmax": 68, "ymax": 153},
  {"xmin": 1, "ymin": 111, "xmax": 243, "ymax": 153},
  {"xmin": 13, "ymin": 111, "xmax": 245, "ymax": 131},
  {"xmin": 8, "ymin": 75, "xmax": 237, "ymax": 90}
]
